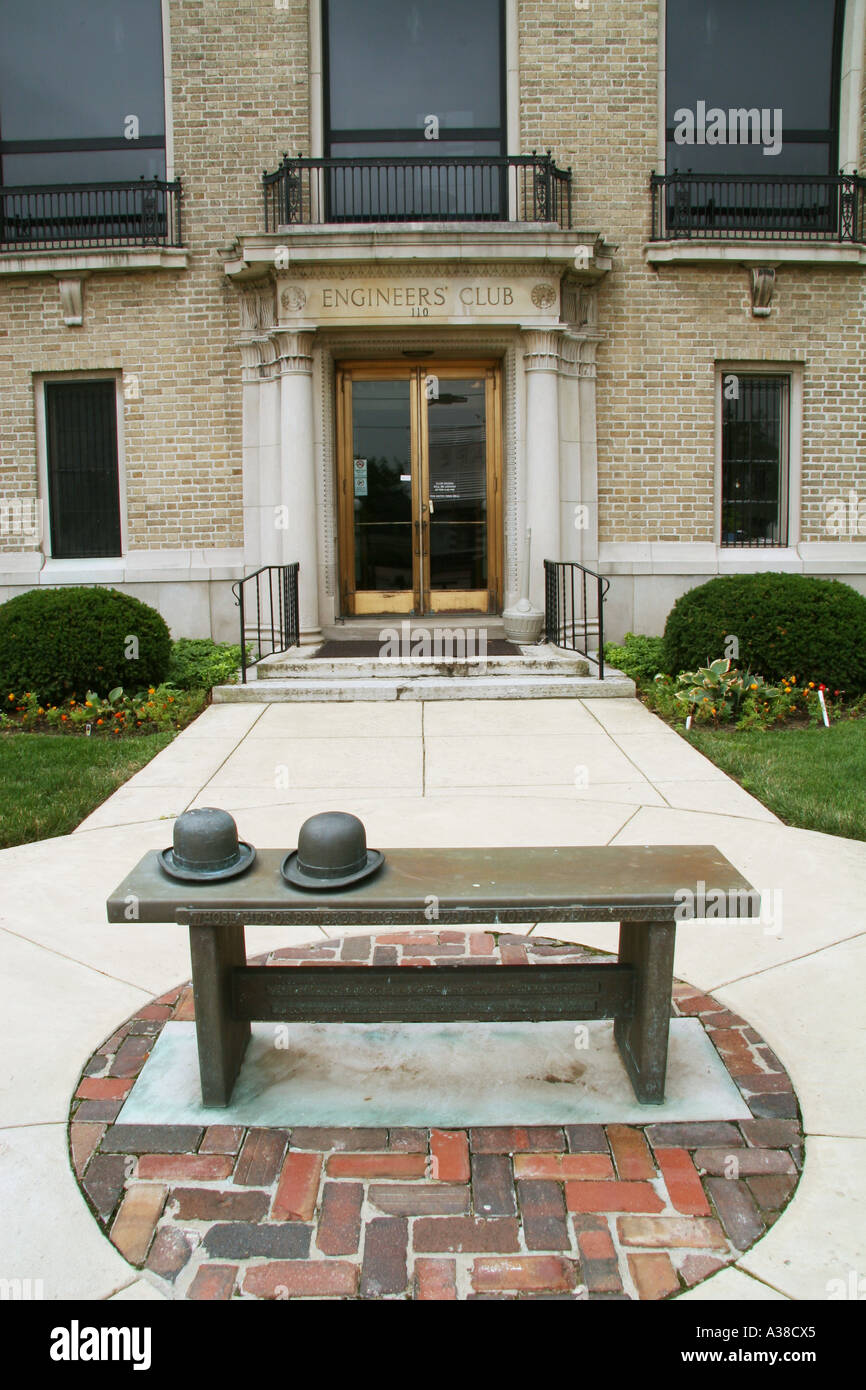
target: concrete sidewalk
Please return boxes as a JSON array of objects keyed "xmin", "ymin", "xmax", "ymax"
[{"xmin": 0, "ymin": 697, "xmax": 863, "ymax": 1301}]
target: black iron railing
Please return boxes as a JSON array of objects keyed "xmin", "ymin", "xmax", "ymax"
[
  {"xmin": 264, "ymin": 152, "xmax": 572, "ymax": 228},
  {"xmin": 544, "ymin": 559, "xmax": 610, "ymax": 680},
  {"xmin": 650, "ymin": 172, "xmax": 866, "ymax": 242},
  {"xmin": 0, "ymin": 178, "xmax": 183, "ymax": 251},
  {"xmin": 232, "ymin": 562, "xmax": 300, "ymax": 684}
]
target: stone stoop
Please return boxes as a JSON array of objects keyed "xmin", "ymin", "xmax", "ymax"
[{"xmin": 213, "ymin": 643, "xmax": 636, "ymax": 702}]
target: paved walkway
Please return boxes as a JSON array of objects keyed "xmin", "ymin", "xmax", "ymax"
[{"xmin": 1, "ymin": 697, "xmax": 864, "ymax": 1300}]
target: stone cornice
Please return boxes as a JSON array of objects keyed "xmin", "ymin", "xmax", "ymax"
[
  {"xmin": 0, "ymin": 248, "xmax": 189, "ymax": 276},
  {"xmin": 646, "ymin": 241, "xmax": 866, "ymax": 267},
  {"xmin": 225, "ymin": 229, "xmax": 614, "ymax": 281}
]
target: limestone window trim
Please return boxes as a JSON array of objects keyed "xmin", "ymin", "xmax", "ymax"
[
  {"xmin": 33, "ymin": 369, "xmax": 129, "ymax": 562},
  {"xmin": 714, "ymin": 360, "xmax": 803, "ymax": 551}
]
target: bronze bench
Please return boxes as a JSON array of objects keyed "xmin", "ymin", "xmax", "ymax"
[{"xmin": 106, "ymin": 844, "xmax": 759, "ymax": 1109}]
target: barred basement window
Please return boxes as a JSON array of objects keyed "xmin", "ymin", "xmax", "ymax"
[
  {"xmin": 720, "ymin": 375, "xmax": 790, "ymax": 547},
  {"xmin": 44, "ymin": 380, "xmax": 122, "ymax": 559}
]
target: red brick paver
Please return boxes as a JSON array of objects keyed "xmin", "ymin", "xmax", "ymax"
[{"xmin": 68, "ymin": 930, "xmax": 803, "ymax": 1300}]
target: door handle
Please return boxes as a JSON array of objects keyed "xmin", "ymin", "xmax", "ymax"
[{"xmin": 414, "ymin": 519, "xmax": 422, "ymax": 557}]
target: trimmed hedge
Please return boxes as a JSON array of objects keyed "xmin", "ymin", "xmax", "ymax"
[
  {"xmin": 662, "ymin": 573, "xmax": 866, "ymax": 693},
  {"xmin": 0, "ymin": 587, "xmax": 172, "ymax": 704},
  {"xmin": 166, "ymin": 638, "xmax": 244, "ymax": 690}
]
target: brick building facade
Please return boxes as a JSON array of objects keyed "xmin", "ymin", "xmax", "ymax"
[{"xmin": 1, "ymin": 0, "xmax": 864, "ymax": 645}]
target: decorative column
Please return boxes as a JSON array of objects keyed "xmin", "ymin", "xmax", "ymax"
[
  {"xmin": 522, "ymin": 329, "xmax": 564, "ymax": 611},
  {"xmin": 562, "ymin": 283, "xmax": 603, "ymax": 575},
  {"xmin": 273, "ymin": 329, "xmax": 321, "ymax": 644},
  {"xmin": 576, "ymin": 335, "xmax": 601, "ymax": 574},
  {"xmin": 237, "ymin": 285, "xmax": 280, "ymax": 572}
]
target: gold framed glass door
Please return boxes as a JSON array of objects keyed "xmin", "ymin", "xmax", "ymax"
[{"xmin": 337, "ymin": 361, "xmax": 501, "ymax": 615}]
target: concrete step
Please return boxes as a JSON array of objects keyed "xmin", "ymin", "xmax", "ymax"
[
  {"xmin": 257, "ymin": 653, "xmax": 590, "ymax": 680},
  {"xmin": 213, "ymin": 671, "xmax": 635, "ymax": 702}
]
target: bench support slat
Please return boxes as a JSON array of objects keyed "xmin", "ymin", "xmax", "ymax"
[
  {"xmin": 188, "ymin": 924, "xmax": 251, "ymax": 1107},
  {"xmin": 614, "ymin": 921, "xmax": 676, "ymax": 1105},
  {"xmin": 232, "ymin": 963, "xmax": 636, "ymax": 1024}
]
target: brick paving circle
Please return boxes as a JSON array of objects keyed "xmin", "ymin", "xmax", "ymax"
[{"xmin": 69, "ymin": 932, "xmax": 803, "ymax": 1300}]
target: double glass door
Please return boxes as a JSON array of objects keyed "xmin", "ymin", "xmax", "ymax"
[{"xmin": 337, "ymin": 361, "xmax": 501, "ymax": 614}]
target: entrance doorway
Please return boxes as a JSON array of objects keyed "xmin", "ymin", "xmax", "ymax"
[{"xmin": 336, "ymin": 360, "xmax": 502, "ymax": 615}]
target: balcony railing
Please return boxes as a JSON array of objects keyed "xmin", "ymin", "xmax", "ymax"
[
  {"xmin": 264, "ymin": 153, "xmax": 572, "ymax": 228},
  {"xmin": 0, "ymin": 178, "xmax": 183, "ymax": 251},
  {"xmin": 650, "ymin": 172, "xmax": 866, "ymax": 243}
]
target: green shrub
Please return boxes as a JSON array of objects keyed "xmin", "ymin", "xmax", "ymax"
[
  {"xmin": 662, "ymin": 573, "xmax": 866, "ymax": 694},
  {"xmin": 166, "ymin": 638, "xmax": 244, "ymax": 690},
  {"xmin": 0, "ymin": 587, "xmax": 171, "ymax": 705},
  {"xmin": 603, "ymin": 632, "xmax": 669, "ymax": 683}
]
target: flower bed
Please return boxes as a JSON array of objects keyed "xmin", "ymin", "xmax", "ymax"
[{"xmin": 1, "ymin": 684, "xmax": 207, "ymax": 736}]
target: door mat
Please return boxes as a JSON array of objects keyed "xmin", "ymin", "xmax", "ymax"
[{"xmin": 311, "ymin": 640, "xmax": 524, "ymax": 658}]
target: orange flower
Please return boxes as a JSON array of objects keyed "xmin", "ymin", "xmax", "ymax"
[
  {"xmin": 61, "ymin": 714, "xmax": 67, "ymax": 722},
  {"xmin": 96, "ymin": 718, "xmax": 103, "ymax": 725}
]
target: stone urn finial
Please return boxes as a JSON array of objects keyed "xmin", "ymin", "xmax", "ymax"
[{"xmin": 502, "ymin": 528, "xmax": 545, "ymax": 644}]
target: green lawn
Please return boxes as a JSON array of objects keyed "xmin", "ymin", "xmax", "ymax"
[
  {"xmin": 0, "ymin": 732, "xmax": 174, "ymax": 849},
  {"xmin": 686, "ymin": 721, "xmax": 866, "ymax": 841}
]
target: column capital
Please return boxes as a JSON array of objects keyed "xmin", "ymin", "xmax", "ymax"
[
  {"xmin": 521, "ymin": 327, "xmax": 565, "ymax": 373},
  {"xmin": 236, "ymin": 340, "xmax": 265, "ymax": 382},
  {"xmin": 272, "ymin": 329, "xmax": 316, "ymax": 375}
]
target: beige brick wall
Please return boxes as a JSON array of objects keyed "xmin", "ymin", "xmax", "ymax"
[{"xmin": 1, "ymin": 0, "xmax": 863, "ymax": 571}]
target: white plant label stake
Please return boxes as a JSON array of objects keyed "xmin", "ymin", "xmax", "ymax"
[{"xmin": 818, "ymin": 689, "xmax": 830, "ymax": 727}]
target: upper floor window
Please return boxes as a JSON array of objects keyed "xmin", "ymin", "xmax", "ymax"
[
  {"xmin": 0, "ymin": 0, "xmax": 166, "ymax": 187},
  {"xmin": 325, "ymin": 0, "xmax": 504, "ymax": 161},
  {"xmin": 323, "ymin": 0, "xmax": 504, "ymax": 218},
  {"xmin": 666, "ymin": 0, "xmax": 844, "ymax": 177}
]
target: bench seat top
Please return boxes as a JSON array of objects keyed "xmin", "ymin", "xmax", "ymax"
[{"xmin": 106, "ymin": 844, "xmax": 759, "ymax": 927}]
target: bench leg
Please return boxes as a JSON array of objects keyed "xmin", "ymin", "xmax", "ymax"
[
  {"xmin": 188, "ymin": 923, "xmax": 251, "ymax": 1107},
  {"xmin": 613, "ymin": 921, "xmax": 676, "ymax": 1104}
]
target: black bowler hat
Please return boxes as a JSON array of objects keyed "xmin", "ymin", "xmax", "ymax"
[
  {"xmin": 281, "ymin": 811, "xmax": 384, "ymax": 891},
  {"xmin": 159, "ymin": 807, "xmax": 256, "ymax": 882}
]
